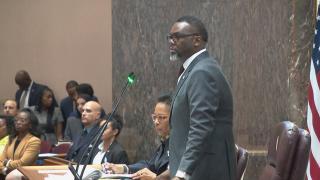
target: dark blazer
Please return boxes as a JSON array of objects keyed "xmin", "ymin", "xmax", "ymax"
[
  {"xmin": 169, "ymin": 51, "xmax": 236, "ymax": 180},
  {"xmin": 60, "ymin": 96, "xmax": 75, "ymax": 122},
  {"xmin": 66, "ymin": 124, "xmax": 100, "ymax": 164},
  {"xmin": 15, "ymin": 82, "xmax": 45, "ymax": 108},
  {"xmin": 91, "ymin": 140, "xmax": 129, "ymax": 164},
  {"xmin": 129, "ymin": 138, "xmax": 169, "ymax": 175}
]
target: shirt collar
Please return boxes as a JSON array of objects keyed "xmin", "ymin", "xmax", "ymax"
[
  {"xmin": 84, "ymin": 122, "xmax": 97, "ymax": 133},
  {"xmin": 183, "ymin": 48, "xmax": 206, "ymax": 70},
  {"xmin": 26, "ymin": 81, "xmax": 33, "ymax": 92}
]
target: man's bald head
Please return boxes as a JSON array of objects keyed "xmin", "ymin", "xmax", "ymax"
[
  {"xmin": 81, "ymin": 101, "xmax": 102, "ymax": 127},
  {"xmin": 15, "ymin": 70, "xmax": 32, "ymax": 90}
]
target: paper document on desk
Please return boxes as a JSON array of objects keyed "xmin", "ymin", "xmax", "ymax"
[
  {"xmin": 100, "ymin": 173, "xmax": 133, "ymax": 179},
  {"xmin": 44, "ymin": 165, "xmax": 102, "ymax": 180},
  {"xmin": 38, "ymin": 153, "xmax": 58, "ymax": 158}
]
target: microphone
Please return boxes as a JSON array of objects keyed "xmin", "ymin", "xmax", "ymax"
[{"xmin": 68, "ymin": 72, "xmax": 136, "ymax": 180}]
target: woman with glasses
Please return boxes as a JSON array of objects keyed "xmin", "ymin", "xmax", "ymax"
[
  {"xmin": 0, "ymin": 108, "xmax": 41, "ymax": 177},
  {"xmin": 106, "ymin": 93, "xmax": 171, "ymax": 180}
]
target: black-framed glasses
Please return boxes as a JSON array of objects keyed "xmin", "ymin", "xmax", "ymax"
[
  {"xmin": 151, "ymin": 114, "xmax": 168, "ymax": 122},
  {"xmin": 166, "ymin": 32, "xmax": 200, "ymax": 42}
]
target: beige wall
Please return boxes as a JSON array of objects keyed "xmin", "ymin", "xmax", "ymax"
[{"xmin": 0, "ymin": 0, "xmax": 112, "ymax": 111}]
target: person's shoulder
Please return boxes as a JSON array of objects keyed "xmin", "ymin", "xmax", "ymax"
[
  {"xmin": 53, "ymin": 107, "xmax": 62, "ymax": 113},
  {"xmin": 60, "ymin": 96, "xmax": 72, "ymax": 105},
  {"xmin": 113, "ymin": 140, "xmax": 127, "ymax": 152},
  {"xmin": 32, "ymin": 82, "xmax": 45, "ymax": 88},
  {"xmin": 28, "ymin": 106, "xmax": 36, "ymax": 111},
  {"xmin": 27, "ymin": 134, "xmax": 41, "ymax": 143},
  {"xmin": 67, "ymin": 115, "xmax": 80, "ymax": 122}
]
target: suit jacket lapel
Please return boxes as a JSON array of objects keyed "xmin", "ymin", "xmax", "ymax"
[
  {"xmin": 13, "ymin": 133, "xmax": 31, "ymax": 160},
  {"xmin": 170, "ymin": 51, "xmax": 210, "ymax": 123},
  {"xmin": 74, "ymin": 124, "xmax": 98, "ymax": 152}
]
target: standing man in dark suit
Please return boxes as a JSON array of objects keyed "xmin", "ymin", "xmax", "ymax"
[
  {"xmin": 14, "ymin": 70, "xmax": 46, "ymax": 109},
  {"xmin": 60, "ymin": 80, "xmax": 78, "ymax": 122},
  {"xmin": 168, "ymin": 16, "xmax": 236, "ymax": 180}
]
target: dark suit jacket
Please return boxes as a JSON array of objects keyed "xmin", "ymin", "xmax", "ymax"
[
  {"xmin": 60, "ymin": 96, "xmax": 75, "ymax": 122},
  {"xmin": 129, "ymin": 138, "xmax": 169, "ymax": 175},
  {"xmin": 169, "ymin": 51, "xmax": 236, "ymax": 180},
  {"xmin": 91, "ymin": 140, "xmax": 129, "ymax": 164},
  {"xmin": 15, "ymin": 82, "xmax": 45, "ymax": 108},
  {"xmin": 66, "ymin": 124, "xmax": 100, "ymax": 164}
]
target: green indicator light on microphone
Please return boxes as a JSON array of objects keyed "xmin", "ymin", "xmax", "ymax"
[{"xmin": 127, "ymin": 72, "xmax": 136, "ymax": 85}]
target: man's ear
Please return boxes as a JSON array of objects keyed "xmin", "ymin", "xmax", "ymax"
[{"xmin": 193, "ymin": 35, "xmax": 202, "ymax": 47}]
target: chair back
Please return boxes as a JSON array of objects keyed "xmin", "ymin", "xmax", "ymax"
[
  {"xmin": 236, "ymin": 145, "xmax": 249, "ymax": 180},
  {"xmin": 52, "ymin": 143, "xmax": 71, "ymax": 154},
  {"xmin": 259, "ymin": 121, "xmax": 311, "ymax": 180},
  {"xmin": 40, "ymin": 140, "xmax": 52, "ymax": 153}
]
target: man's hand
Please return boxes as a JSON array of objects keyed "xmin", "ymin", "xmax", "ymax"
[
  {"xmin": 132, "ymin": 168, "xmax": 157, "ymax": 180},
  {"xmin": 102, "ymin": 163, "xmax": 125, "ymax": 174}
]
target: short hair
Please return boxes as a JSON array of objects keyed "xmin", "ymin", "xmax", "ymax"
[
  {"xmin": 77, "ymin": 93, "xmax": 95, "ymax": 102},
  {"xmin": 2, "ymin": 99, "xmax": 17, "ymax": 107},
  {"xmin": 107, "ymin": 113, "xmax": 123, "ymax": 137},
  {"xmin": 66, "ymin": 80, "xmax": 78, "ymax": 89},
  {"xmin": 76, "ymin": 83, "xmax": 94, "ymax": 97},
  {"xmin": 176, "ymin": 16, "xmax": 208, "ymax": 42},
  {"xmin": 10, "ymin": 108, "xmax": 41, "ymax": 144},
  {"xmin": 157, "ymin": 93, "xmax": 172, "ymax": 106}
]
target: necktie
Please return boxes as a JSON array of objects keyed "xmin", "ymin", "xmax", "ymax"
[
  {"xmin": 19, "ymin": 90, "xmax": 27, "ymax": 109},
  {"xmin": 178, "ymin": 66, "xmax": 185, "ymax": 77},
  {"xmin": 81, "ymin": 129, "xmax": 88, "ymax": 137}
]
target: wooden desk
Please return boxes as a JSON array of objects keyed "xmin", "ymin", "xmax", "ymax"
[
  {"xmin": 18, "ymin": 165, "xmax": 101, "ymax": 180},
  {"xmin": 43, "ymin": 156, "xmax": 73, "ymax": 165}
]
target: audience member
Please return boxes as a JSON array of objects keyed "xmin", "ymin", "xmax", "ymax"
[
  {"xmin": 64, "ymin": 94, "xmax": 94, "ymax": 141},
  {"xmin": 75, "ymin": 83, "xmax": 98, "ymax": 101},
  {"xmin": 3, "ymin": 100, "xmax": 18, "ymax": 117},
  {"xmin": 106, "ymin": 94, "xmax": 171, "ymax": 179},
  {"xmin": 29, "ymin": 86, "xmax": 63, "ymax": 144},
  {"xmin": 66, "ymin": 101, "xmax": 102, "ymax": 164},
  {"xmin": 14, "ymin": 70, "xmax": 46, "ymax": 109},
  {"xmin": 0, "ymin": 108, "xmax": 41, "ymax": 176},
  {"xmin": 0, "ymin": 116, "xmax": 14, "ymax": 154},
  {"xmin": 60, "ymin": 80, "xmax": 78, "ymax": 123},
  {"xmin": 91, "ymin": 113, "xmax": 129, "ymax": 164}
]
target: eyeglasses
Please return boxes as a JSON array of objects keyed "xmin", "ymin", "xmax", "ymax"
[
  {"xmin": 151, "ymin": 114, "xmax": 168, "ymax": 122},
  {"xmin": 14, "ymin": 117, "xmax": 29, "ymax": 124},
  {"xmin": 166, "ymin": 32, "xmax": 200, "ymax": 42}
]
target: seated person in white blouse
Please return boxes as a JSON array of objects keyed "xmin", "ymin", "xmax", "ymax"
[{"xmin": 91, "ymin": 113, "xmax": 129, "ymax": 164}]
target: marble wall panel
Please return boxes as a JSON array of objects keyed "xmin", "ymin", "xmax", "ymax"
[{"xmin": 112, "ymin": 1, "xmax": 315, "ymax": 178}]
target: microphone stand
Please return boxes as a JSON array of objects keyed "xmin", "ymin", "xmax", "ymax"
[{"xmin": 68, "ymin": 72, "xmax": 136, "ymax": 180}]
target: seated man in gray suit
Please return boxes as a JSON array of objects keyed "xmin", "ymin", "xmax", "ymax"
[
  {"xmin": 66, "ymin": 101, "xmax": 101, "ymax": 164},
  {"xmin": 106, "ymin": 94, "xmax": 171, "ymax": 179}
]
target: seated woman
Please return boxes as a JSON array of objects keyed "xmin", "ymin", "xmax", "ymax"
[
  {"xmin": 0, "ymin": 115, "xmax": 14, "ymax": 154},
  {"xmin": 91, "ymin": 114, "xmax": 129, "ymax": 164},
  {"xmin": 30, "ymin": 86, "xmax": 63, "ymax": 144},
  {"xmin": 106, "ymin": 94, "xmax": 171, "ymax": 180},
  {"xmin": 0, "ymin": 108, "xmax": 41, "ymax": 176}
]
